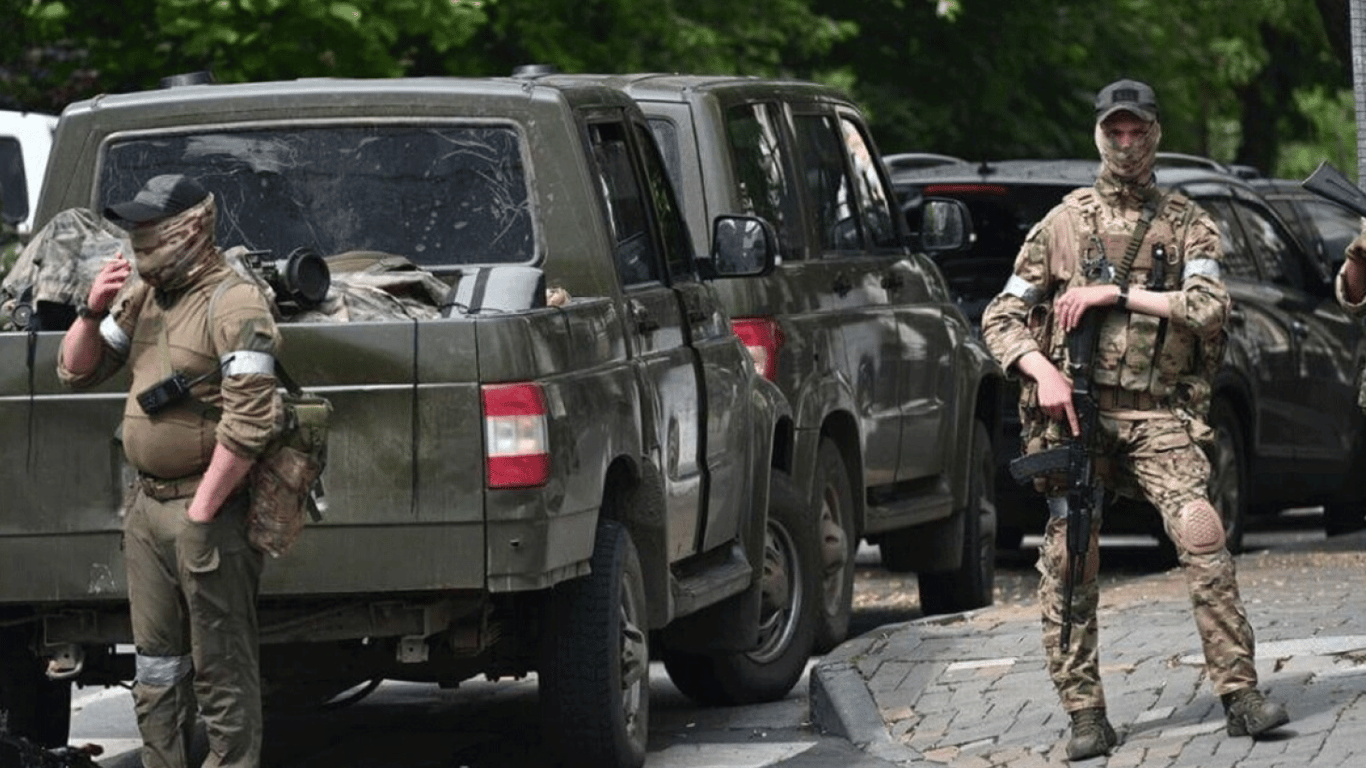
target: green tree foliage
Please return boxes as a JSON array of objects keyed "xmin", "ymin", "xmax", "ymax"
[
  {"xmin": 0, "ymin": 0, "xmax": 1353, "ymax": 179},
  {"xmin": 811, "ymin": 0, "xmax": 1351, "ymax": 178}
]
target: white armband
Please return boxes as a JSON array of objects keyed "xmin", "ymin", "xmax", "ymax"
[
  {"xmin": 100, "ymin": 316, "xmax": 130, "ymax": 355},
  {"xmin": 1182, "ymin": 258, "xmax": 1221, "ymax": 282},
  {"xmin": 1003, "ymin": 274, "xmax": 1044, "ymax": 305},
  {"xmin": 222, "ymin": 350, "xmax": 276, "ymax": 377}
]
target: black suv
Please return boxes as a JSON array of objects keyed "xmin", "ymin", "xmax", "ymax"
[
  {"xmin": 893, "ymin": 158, "xmax": 1366, "ymax": 549},
  {"xmin": 1247, "ymin": 176, "xmax": 1361, "ymax": 269}
]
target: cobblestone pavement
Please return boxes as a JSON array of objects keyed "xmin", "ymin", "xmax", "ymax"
[{"xmin": 811, "ymin": 531, "xmax": 1366, "ymax": 767}]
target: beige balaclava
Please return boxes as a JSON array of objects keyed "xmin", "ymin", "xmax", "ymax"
[{"xmin": 1093, "ymin": 78, "xmax": 1161, "ymax": 185}]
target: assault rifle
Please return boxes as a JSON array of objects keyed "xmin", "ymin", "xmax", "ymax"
[
  {"xmin": 0, "ymin": 715, "xmax": 101, "ymax": 768},
  {"xmin": 1007, "ymin": 307, "xmax": 1104, "ymax": 651}
]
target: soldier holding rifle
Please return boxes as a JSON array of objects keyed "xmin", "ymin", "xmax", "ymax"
[{"xmin": 980, "ymin": 79, "xmax": 1287, "ymax": 761}]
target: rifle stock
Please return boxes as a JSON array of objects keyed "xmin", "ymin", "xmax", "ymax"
[{"xmin": 1302, "ymin": 161, "xmax": 1366, "ymax": 219}]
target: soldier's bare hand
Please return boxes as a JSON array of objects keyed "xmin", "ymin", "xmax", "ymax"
[
  {"xmin": 1053, "ymin": 284, "xmax": 1120, "ymax": 333},
  {"xmin": 88, "ymin": 251, "xmax": 132, "ymax": 313},
  {"xmin": 1036, "ymin": 365, "xmax": 1080, "ymax": 436}
]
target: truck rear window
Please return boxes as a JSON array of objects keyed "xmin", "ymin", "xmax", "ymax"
[{"xmin": 98, "ymin": 123, "xmax": 534, "ymax": 271}]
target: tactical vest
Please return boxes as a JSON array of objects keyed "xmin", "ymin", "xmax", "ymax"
[{"xmin": 1049, "ymin": 187, "xmax": 1203, "ymax": 399}]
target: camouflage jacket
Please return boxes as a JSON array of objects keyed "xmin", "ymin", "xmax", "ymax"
[{"xmin": 981, "ymin": 177, "xmax": 1229, "ymax": 429}]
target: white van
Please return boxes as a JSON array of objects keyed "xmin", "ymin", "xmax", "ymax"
[{"xmin": 1, "ymin": 110, "xmax": 58, "ymax": 239}]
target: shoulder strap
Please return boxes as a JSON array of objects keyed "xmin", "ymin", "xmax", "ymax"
[{"xmin": 1115, "ymin": 194, "xmax": 1166, "ymax": 284}]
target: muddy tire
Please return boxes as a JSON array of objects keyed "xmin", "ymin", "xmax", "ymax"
[
  {"xmin": 539, "ymin": 519, "xmax": 649, "ymax": 768},
  {"xmin": 917, "ymin": 421, "xmax": 996, "ymax": 615},
  {"xmin": 810, "ymin": 439, "xmax": 855, "ymax": 653},
  {"xmin": 662, "ymin": 471, "xmax": 818, "ymax": 705}
]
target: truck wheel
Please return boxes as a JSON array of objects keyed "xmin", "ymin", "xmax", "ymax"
[
  {"xmin": 917, "ymin": 421, "xmax": 996, "ymax": 615},
  {"xmin": 539, "ymin": 519, "xmax": 649, "ymax": 768},
  {"xmin": 1204, "ymin": 398, "xmax": 1247, "ymax": 553},
  {"xmin": 661, "ymin": 471, "xmax": 818, "ymax": 705},
  {"xmin": 812, "ymin": 439, "xmax": 855, "ymax": 653},
  {"xmin": 0, "ymin": 627, "xmax": 72, "ymax": 767}
]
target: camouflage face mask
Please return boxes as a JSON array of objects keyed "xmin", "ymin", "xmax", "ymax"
[
  {"xmin": 131, "ymin": 193, "xmax": 219, "ymax": 292},
  {"xmin": 1095, "ymin": 119, "xmax": 1162, "ymax": 183}
]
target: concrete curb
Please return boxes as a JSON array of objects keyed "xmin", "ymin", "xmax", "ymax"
[{"xmin": 809, "ymin": 645, "xmax": 924, "ymax": 766}]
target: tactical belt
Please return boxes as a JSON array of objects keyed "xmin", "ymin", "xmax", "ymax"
[
  {"xmin": 1093, "ymin": 385, "xmax": 1169, "ymax": 412},
  {"xmin": 138, "ymin": 472, "xmax": 205, "ymax": 502}
]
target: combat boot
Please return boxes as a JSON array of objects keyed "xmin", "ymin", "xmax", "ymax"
[
  {"xmin": 1222, "ymin": 688, "xmax": 1289, "ymax": 737},
  {"xmin": 1066, "ymin": 707, "xmax": 1117, "ymax": 761}
]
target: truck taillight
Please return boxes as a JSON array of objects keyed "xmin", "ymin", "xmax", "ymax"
[
  {"xmin": 481, "ymin": 383, "xmax": 550, "ymax": 489},
  {"xmin": 731, "ymin": 318, "xmax": 783, "ymax": 381}
]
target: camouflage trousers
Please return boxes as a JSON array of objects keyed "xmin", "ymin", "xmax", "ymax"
[
  {"xmin": 124, "ymin": 487, "xmax": 264, "ymax": 768},
  {"xmin": 1036, "ymin": 411, "xmax": 1258, "ymax": 713}
]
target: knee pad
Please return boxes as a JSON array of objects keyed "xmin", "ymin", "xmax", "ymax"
[{"xmin": 1173, "ymin": 499, "xmax": 1225, "ymax": 555}]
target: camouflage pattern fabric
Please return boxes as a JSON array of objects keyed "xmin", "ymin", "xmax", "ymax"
[
  {"xmin": 1335, "ymin": 221, "xmax": 1366, "ymax": 410},
  {"xmin": 0, "ymin": 208, "xmax": 131, "ymax": 330},
  {"xmin": 224, "ymin": 249, "xmax": 449, "ymax": 323},
  {"xmin": 981, "ymin": 159, "xmax": 1257, "ymax": 716},
  {"xmin": 1037, "ymin": 414, "xmax": 1258, "ymax": 712}
]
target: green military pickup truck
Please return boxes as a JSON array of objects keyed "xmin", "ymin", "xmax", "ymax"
[
  {"xmin": 539, "ymin": 73, "xmax": 1006, "ymax": 650},
  {"xmin": 0, "ymin": 75, "xmax": 819, "ymax": 768}
]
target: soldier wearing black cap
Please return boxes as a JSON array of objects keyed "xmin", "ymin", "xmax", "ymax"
[
  {"xmin": 58, "ymin": 173, "xmax": 280, "ymax": 768},
  {"xmin": 981, "ymin": 80, "xmax": 1289, "ymax": 760}
]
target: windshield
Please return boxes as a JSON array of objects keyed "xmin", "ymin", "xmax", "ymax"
[{"xmin": 98, "ymin": 123, "xmax": 535, "ymax": 271}]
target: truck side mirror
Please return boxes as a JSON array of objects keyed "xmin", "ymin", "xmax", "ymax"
[
  {"xmin": 704, "ymin": 214, "xmax": 777, "ymax": 279},
  {"xmin": 917, "ymin": 198, "xmax": 974, "ymax": 254}
]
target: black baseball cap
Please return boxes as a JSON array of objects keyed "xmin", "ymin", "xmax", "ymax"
[
  {"xmin": 1095, "ymin": 79, "xmax": 1158, "ymax": 123},
  {"xmin": 104, "ymin": 174, "xmax": 209, "ymax": 226}
]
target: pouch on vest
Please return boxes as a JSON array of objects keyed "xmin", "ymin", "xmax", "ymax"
[
  {"xmin": 207, "ymin": 277, "xmax": 332, "ymax": 557},
  {"xmin": 248, "ymin": 368, "xmax": 331, "ymax": 558}
]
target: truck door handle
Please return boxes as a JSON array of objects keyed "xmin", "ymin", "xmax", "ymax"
[
  {"xmin": 632, "ymin": 306, "xmax": 660, "ymax": 334},
  {"xmin": 881, "ymin": 272, "xmax": 904, "ymax": 291},
  {"xmin": 832, "ymin": 274, "xmax": 852, "ymax": 298},
  {"xmin": 686, "ymin": 307, "xmax": 710, "ymax": 324}
]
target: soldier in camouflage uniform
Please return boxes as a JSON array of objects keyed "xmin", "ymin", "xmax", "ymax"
[
  {"xmin": 980, "ymin": 80, "xmax": 1288, "ymax": 760},
  {"xmin": 58, "ymin": 175, "xmax": 280, "ymax": 768}
]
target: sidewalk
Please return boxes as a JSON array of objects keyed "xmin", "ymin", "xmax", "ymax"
[{"xmin": 810, "ymin": 531, "xmax": 1366, "ymax": 767}]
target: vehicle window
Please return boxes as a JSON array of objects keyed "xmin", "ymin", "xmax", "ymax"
[
  {"xmin": 1232, "ymin": 200, "xmax": 1303, "ymax": 290},
  {"xmin": 838, "ymin": 117, "xmax": 898, "ymax": 249},
  {"xmin": 1, "ymin": 136, "xmax": 28, "ymax": 227},
  {"xmin": 632, "ymin": 121, "xmax": 694, "ymax": 281},
  {"xmin": 99, "ymin": 124, "xmax": 533, "ymax": 272},
  {"xmin": 792, "ymin": 113, "xmax": 861, "ymax": 253},
  {"xmin": 724, "ymin": 103, "xmax": 801, "ymax": 260},
  {"xmin": 1196, "ymin": 199, "xmax": 1259, "ymax": 281},
  {"xmin": 587, "ymin": 121, "xmax": 661, "ymax": 286},
  {"xmin": 1300, "ymin": 198, "xmax": 1362, "ymax": 264}
]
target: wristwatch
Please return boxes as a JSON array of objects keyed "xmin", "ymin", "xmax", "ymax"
[
  {"xmin": 76, "ymin": 302, "xmax": 108, "ymax": 321},
  {"xmin": 1115, "ymin": 284, "xmax": 1129, "ymax": 310}
]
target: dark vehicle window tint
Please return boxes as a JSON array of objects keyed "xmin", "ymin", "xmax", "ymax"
[
  {"xmin": 1301, "ymin": 198, "xmax": 1361, "ymax": 264},
  {"xmin": 1, "ymin": 137, "xmax": 30, "ymax": 227},
  {"xmin": 725, "ymin": 103, "xmax": 800, "ymax": 260},
  {"xmin": 792, "ymin": 114, "xmax": 860, "ymax": 252},
  {"xmin": 903, "ymin": 181, "xmax": 1076, "ymax": 308},
  {"xmin": 1197, "ymin": 199, "xmax": 1259, "ymax": 281},
  {"xmin": 633, "ymin": 121, "xmax": 693, "ymax": 280},
  {"xmin": 839, "ymin": 117, "xmax": 897, "ymax": 249},
  {"xmin": 100, "ymin": 124, "xmax": 533, "ymax": 271},
  {"xmin": 588, "ymin": 121, "xmax": 660, "ymax": 286},
  {"xmin": 1233, "ymin": 200, "xmax": 1302, "ymax": 290}
]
